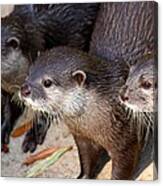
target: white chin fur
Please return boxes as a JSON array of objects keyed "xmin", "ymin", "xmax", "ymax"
[
  {"xmin": 124, "ymin": 102, "xmax": 139, "ymax": 112},
  {"xmin": 119, "ymin": 96, "xmax": 139, "ymax": 112},
  {"xmin": 18, "ymin": 91, "xmax": 45, "ymax": 112}
]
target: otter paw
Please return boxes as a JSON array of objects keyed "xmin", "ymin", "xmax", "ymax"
[
  {"xmin": 34, "ymin": 123, "xmax": 47, "ymax": 145},
  {"xmin": 22, "ymin": 130, "xmax": 37, "ymax": 153},
  {"xmin": 77, "ymin": 172, "xmax": 90, "ymax": 179}
]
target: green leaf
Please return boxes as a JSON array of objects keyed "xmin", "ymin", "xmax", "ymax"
[{"xmin": 25, "ymin": 146, "xmax": 72, "ymax": 178}]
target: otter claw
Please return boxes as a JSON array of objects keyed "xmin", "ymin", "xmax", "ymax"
[
  {"xmin": 22, "ymin": 130, "xmax": 37, "ymax": 153},
  {"xmin": 22, "ymin": 119, "xmax": 50, "ymax": 153},
  {"xmin": 77, "ymin": 173, "xmax": 89, "ymax": 179}
]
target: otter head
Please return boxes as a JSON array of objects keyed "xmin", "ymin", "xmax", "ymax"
[
  {"xmin": 1, "ymin": 6, "xmax": 43, "ymax": 93},
  {"xmin": 119, "ymin": 58, "xmax": 157, "ymax": 112},
  {"xmin": 19, "ymin": 47, "xmax": 94, "ymax": 120}
]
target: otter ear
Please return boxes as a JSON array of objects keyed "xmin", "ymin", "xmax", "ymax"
[
  {"xmin": 72, "ymin": 70, "xmax": 86, "ymax": 86},
  {"xmin": 7, "ymin": 37, "xmax": 20, "ymax": 49}
]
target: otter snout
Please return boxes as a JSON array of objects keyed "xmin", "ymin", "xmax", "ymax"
[
  {"xmin": 120, "ymin": 85, "xmax": 129, "ymax": 102},
  {"xmin": 21, "ymin": 83, "xmax": 31, "ymax": 97},
  {"xmin": 120, "ymin": 94, "xmax": 129, "ymax": 102}
]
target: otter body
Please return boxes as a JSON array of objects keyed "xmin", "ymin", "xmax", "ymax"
[
  {"xmin": 19, "ymin": 47, "xmax": 142, "ymax": 180},
  {"xmin": 1, "ymin": 3, "xmax": 100, "ymax": 152}
]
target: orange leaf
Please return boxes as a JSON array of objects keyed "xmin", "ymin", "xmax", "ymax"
[
  {"xmin": 11, "ymin": 121, "xmax": 32, "ymax": 138},
  {"xmin": 23, "ymin": 147, "xmax": 60, "ymax": 165}
]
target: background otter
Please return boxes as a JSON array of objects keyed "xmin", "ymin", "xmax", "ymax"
[
  {"xmin": 1, "ymin": 3, "xmax": 100, "ymax": 152},
  {"xmin": 119, "ymin": 56, "xmax": 158, "ymax": 177},
  {"xmin": 88, "ymin": 2, "xmax": 157, "ymax": 179}
]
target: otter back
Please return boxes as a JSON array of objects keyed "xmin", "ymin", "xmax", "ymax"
[{"xmin": 90, "ymin": 2, "xmax": 157, "ymax": 65}]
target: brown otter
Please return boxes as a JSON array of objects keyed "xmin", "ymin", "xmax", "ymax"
[
  {"xmin": 119, "ymin": 56, "xmax": 158, "ymax": 177},
  {"xmin": 1, "ymin": 3, "xmax": 100, "ymax": 152},
  {"xmin": 88, "ymin": 2, "xmax": 157, "ymax": 179},
  {"xmin": 18, "ymin": 47, "xmax": 143, "ymax": 180}
]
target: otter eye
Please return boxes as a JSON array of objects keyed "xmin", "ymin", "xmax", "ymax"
[
  {"xmin": 6, "ymin": 37, "xmax": 20, "ymax": 49},
  {"xmin": 43, "ymin": 79, "xmax": 52, "ymax": 88},
  {"xmin": 141, "ymin": 81, "xmax": 152, "ymax": 90}
]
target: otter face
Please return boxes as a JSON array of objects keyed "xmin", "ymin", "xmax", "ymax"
[
  {"xmin": 1, "ymin": 22, "xmax": 30, "ymax": 93},
  {"xmin": 119, "ymin": 59, "xmax": 157, "ymax": 112},
  {"xmin": 19, "ymin": 55, "xmax": 89, "ymax": 119}
]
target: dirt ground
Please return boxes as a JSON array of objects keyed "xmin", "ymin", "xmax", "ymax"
[{"xmin": 1, "ymin": 122, "xmax": 154, "ymax": 180}]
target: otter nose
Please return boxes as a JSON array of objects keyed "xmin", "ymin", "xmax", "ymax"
[
  {"xmin": 120, "ymin": 85, "xmax": 129, "ymax": 102},
  {"xmin": 120, "ymin": 94, "xmax": 129, "ymax": 102},
  {"xmin": 21, "ymin": 83, "xmax": 31, "ymax": 97}
]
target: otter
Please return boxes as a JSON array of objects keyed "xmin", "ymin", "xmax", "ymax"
[
  {"xmin": 88, "ymin": 2, "xmax": 157, "ymax": 179},
  {"xmin": 18, "ymin": 46, "xmax": 145, "ymax": 180},
  {"xmin": 1, "ymin": 3, "xmax": 100, "ymax": 152},
  {"xmin": 119, "ymin": 56, "xmax": 158, "ymax": 177}
]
